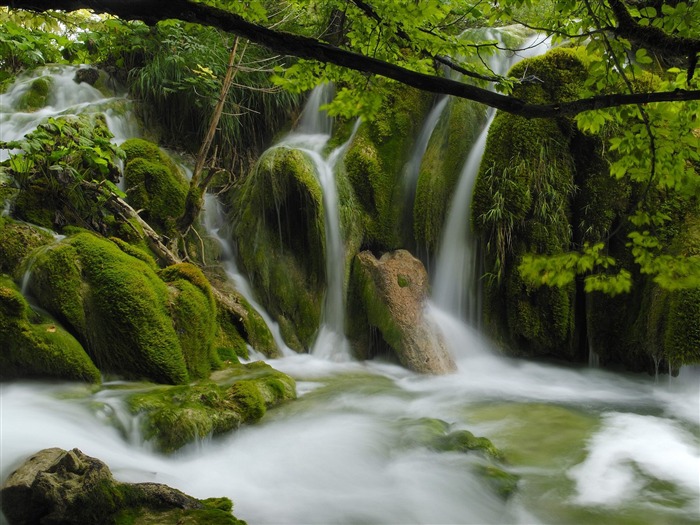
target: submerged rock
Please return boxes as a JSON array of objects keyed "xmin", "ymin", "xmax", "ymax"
[
  {"xmin": 349, "ymin": 249, "xmax": 456, "ymax": 374},
  {"xmin": 0, "ymin": 447, "xmax": 245, "ymax": 525}
]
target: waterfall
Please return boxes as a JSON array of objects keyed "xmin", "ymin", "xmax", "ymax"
[
  {"xmin": 202, "ymin": 194, "xmax": 293, "ymax": 356},
  {"xmin": 432, "ymin": 32, "xmax": 551, "ymax": 322},
  {"xmin": 274, "ymin": 85, "xmax": 359, "ymax": 360},
  {"xmin": 0, "ymin": 66, "xmax": 138, "ymax": 163},
  {"xmin": 400, "ymin": 96, "xmax": 449, "ymax": 243}
]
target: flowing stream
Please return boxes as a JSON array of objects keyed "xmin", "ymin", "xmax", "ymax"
[{"xmin": 2, "ymin": 65, "xmax": 700, "ymax": 525}]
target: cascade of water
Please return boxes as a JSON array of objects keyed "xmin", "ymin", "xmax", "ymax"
[
  {"xmin": 202, "ymin": 193, "xmax": 293, "ymax": 355},
  {"xmin": 432, "ymin": 33, "xmax": 551, "ymax": 322},
  {"xmin": 274, "ymin": 85, "xmax": 359, "ymax": 360},
  {"xmin": 0, "ymin": 66, "xmax": 138, "ymax": 163},
  {"xmin": 400, "ymin": 96, "xmax": 449, "ymax": 241}
]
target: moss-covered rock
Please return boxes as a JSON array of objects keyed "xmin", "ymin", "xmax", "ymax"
[
  {"xmin": 0, "ymin": 217, "xmax": 54, "ymax": 277},
  {"xmin": 0, "ymin": 276, "xmax": 100, "ymax": 382},
  {"xmin": 16, "ymin": 75, "xmax": 52, "ymax": 112},
  {"xmin": 0, "ymin": 447, "xmax": 246, "ymax": 525},
  {"xmin": 344, "ymin": 85, "xmax": 432, "ymax": 250},
  {"xmin": 231, "ymin": 146, "xmax": 326, "ymax": 351},
  {"xmin": 121, "ymin": 138, "xmax": 188, "ymax": 235},
  {"xmin": 414, "ymin": 97, "xmax": 487, "ymax": 257},
  {"xmin": 472, "ymin": 48, "xmax": 586, "ymax": 359},
  {"xmin": 127, "ymin": 361, "xmax": 296, "ymax": 453},
  {"xmin": 26, "ymin": 232, "xmax": 220, "ymax": 384},
  {"xmin": 159, "ymin": 263, "xmax": 220, "ymax": 379}
]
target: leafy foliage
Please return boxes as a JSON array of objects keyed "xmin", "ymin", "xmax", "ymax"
[{"xmin": 1, "ymin": 115, "xmax": 124, "ymax": 231}]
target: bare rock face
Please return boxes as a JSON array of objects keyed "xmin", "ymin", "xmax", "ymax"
[
  {"xmin": 1, "ymin": 447, "xmax": 243, "ymax": 524},
  {"xmin": 353, "ymin": 250, "xmax": 456, "ymax": 374}
]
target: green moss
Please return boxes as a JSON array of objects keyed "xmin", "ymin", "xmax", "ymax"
[
  {"xmin": 415, "ymin": 97, "xmax": 487, "ymax": 256},
  {"xmin": 343, "ymin": 86, "xmax": 432, "ymax": 250},
  {"xmin": 231, "ymin": 146, "xmax": 325, "ymax": 350},
  {"xmin": 472, "ymin": 48, "xmax": 585, "ymax": 359},
  {"xmin": 128, "ymin": 362, "xmax": 295, "ymax": 453},
  {"xmin": 665, "ymin": 288, "xmax": 700, "ymax": 366},
  {"xmin": 123, "ymin": 157, "xmax": 188, "ymax": 234},
  {"xmin": 16, "ymin": 76, "xmax": 52, "ymax": 112},
  {"xmin": 159, "ymin": 263, "xmax": 219, "ymax": 379},
  {"xmin": 0, "ymin": 217, "xmax": 54, "ymax": 277},
  {"xmin": 0, "ymin": 276, "xmax": 100, "ymax": 382},
  {"xmin": 28, "ymin": 232, "xmax": 196, "ymax": 384},
  {"xmin": 110, "ymin": 237, "xmax": 158, "ymax": 270}
]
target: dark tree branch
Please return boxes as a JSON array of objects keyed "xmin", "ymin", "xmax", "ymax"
[
  {"xmin": 608, "ymin": 0, "xmax": 700, "ymax": 58},
  {"xmin": 4, "ymin": 0, "xmax": 700, "ymax": 118}
]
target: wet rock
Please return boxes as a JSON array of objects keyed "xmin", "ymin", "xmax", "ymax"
[
  {"xmin": 351, "ymin": 249, "xmax": 456, "ymax": 374},
  {"xmin": 73, "ymin": 67, "xmax": 100, "ymax": 86},
  {"xmin": 0, "ymin": 447, "xmax": 245, "ymax": 524}
]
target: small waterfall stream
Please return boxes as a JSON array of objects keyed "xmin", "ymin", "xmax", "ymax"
[
  {"xmin": 431, "ymin": 33, "xmax": 551, "ymax": 322},
  {"xmin": 0, "ymin": 66, "xmax": 138, "ymax": 162},
  {"xmin": 273, "ymin": 84, "xmax": 359, "ymax": 361}
]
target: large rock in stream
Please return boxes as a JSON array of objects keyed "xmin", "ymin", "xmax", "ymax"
[
  {"xmin": 0, "ymin": 447, "xmax": 245, "ymax": 524},
  {"xmin": 349, "ymin": 249, "xmax": 456, "ymax": 374}
]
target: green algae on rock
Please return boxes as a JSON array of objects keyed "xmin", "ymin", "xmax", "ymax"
[
  {"xmin": 0, "ymin": 276, "xmax": 100, "ymax": 382},
  {"xmin": 127, "ymin": 361, "xmax": 296, "ymax": 453},
  {"xmin": 231, "ymin": 146, "xmax": 325, "ymax": 351},
  {"xmin": 26, "ymin": 232, "xmax": 221, "ymax": 384}
]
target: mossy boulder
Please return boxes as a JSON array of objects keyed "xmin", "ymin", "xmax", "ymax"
[
  {"xmin": 16, "ymin": 75, "xmax": 52, "ymax": 112},
  {"xmin": 0, "ymin": 447, "xmax": 245, "ymax": 525},
  {"xmin": 26, "ymin": 232, "xmax": 218, "ymax": 384},
  {"xmin": 127, "ymin": 361, "xmax": 296, "ymax": 453},
  {"xmin": 121, "ymin": 138, "xmax": 188, "ymax": 235},
  {"xmin": 0, "ymin": 217, "xmax": 54, "ymax": 277},
  {"xmin": 414, "ymin": 97, "xmax": 487, "ymax": 258},
  {"xmin": 231, "ymin": 146, "xmax": 326, "ymax": 351},
  {"xmin": 344, "ymin": 85, "xmax": 432, "ymax": 250},
  {"xmin": 0, "ymin": 276, "xmax": 100, "ymax": 382},
  {"xmin": 347, "ymin": 250, "xmax": 456, "ymax": 374},
  {"xmin": 472, "ymin": 48, "xmax": 586, "ymax": 359}
]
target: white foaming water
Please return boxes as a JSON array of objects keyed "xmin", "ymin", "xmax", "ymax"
[
  {"xmin": 568, "ymin": 413, "xmax": 700, "ymax": 508},
  {"xmin": 2, "ymin": 335, "xmax": 698, "ymax": 525},
  {"xmin": 272, "ymin": 85, "xmax": 360, "ymax": 361},
  {"xmin": 0, "ymin": 66, "xmax": 138, "ymax": 162},
  {"xmin": 432, "ymin": 33, "xmax": 551, "ymax": 321},
  {"xmin": 203, "ymin": 193, "xmax": 293, "ymax": 355}
]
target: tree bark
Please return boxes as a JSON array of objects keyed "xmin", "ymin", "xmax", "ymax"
[
  {"xmin": 5, "ymin": 0, "xmax": 700, "ymax": 118},
  {"xmin": 178, "ymin": 37, "xmax": 241, "ymax": 233}
]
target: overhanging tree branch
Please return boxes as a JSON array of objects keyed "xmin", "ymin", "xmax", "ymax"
[{"xmin": 4, "ymin": 0, "xmax": 700, "ymax": 118}]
